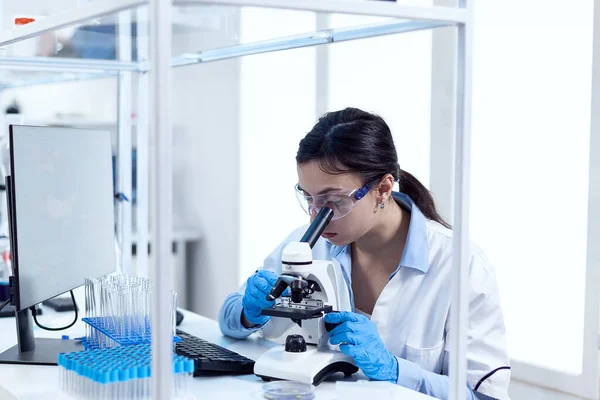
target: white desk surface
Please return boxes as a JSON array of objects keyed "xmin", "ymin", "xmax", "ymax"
[{"xmin": 0, "ymin": 291, "xmax": 433, "ymax": 400}]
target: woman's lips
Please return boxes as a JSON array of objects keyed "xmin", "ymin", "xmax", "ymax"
[{"xmin": 321, "ymin": 233, "xmax": 337, "ymax": 239}]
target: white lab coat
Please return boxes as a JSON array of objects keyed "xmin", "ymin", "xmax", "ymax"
[{"xmin": 251, "ymin": 207, "xmax": 510, "ymax": 399}]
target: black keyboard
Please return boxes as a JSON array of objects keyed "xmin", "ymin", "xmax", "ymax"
[
  {"xmin": 0, "ymin": 304, "xmax": 15, "ymax": 318},
  {"xmin": 175, "ymin": 329, "xmax": 255, "ymax": 375}
]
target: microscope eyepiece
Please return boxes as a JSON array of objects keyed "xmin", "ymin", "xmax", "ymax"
[{"xmin": 300, "ymin": 207, "xmax": 334, "ymax": 248}]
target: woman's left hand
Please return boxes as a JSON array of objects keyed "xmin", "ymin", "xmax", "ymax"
[{"xmin": 324, "ymin": 311, "xmax": 399, "ymax": 383}]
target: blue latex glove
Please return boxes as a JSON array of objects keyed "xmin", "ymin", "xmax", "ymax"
[
  {"xmin": 241, "ymin": 270, "xmax": 282, "ymax": 326},
  {"xmin": 325, "ymin": 311, "xmax": 399, "ymax": 383}
]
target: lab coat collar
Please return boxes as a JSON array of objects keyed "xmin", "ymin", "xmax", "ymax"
[
  {"xmin": 391, "ymin": 191, "xmax": 430, "ymax": 276},
  {"xmin": 329, "ymin": 191, "xmax": 430, "ymax": 277}
]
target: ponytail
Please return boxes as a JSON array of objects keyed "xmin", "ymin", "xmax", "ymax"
[{"xmin": 398, "ymin": 169, "xmax": 451, "ymax": 229}]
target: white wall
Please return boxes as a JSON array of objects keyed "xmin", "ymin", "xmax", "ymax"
[
  {"xmin": 238, "ymin": 11, "xmax": 433, "ymax": 285},
  {"xmin": 239, "ymin": 8, "xmax": 316, "ymax": 285},
  {"xmin": 171, "ymin": 11, "xmax": 242, "ymax": 319},
  {"xmin": 427, "ymin": 0, "xmax": 598, "ymax": 397},
  {"xmin": 470, "ymin": 0, "xmax": 593, "ymax": 377},
  {"xmin": 327, "ymin": 14, "xmax": 432, "ymax": 189},
  {"xmin": 1, "ymin": 78, "xmax": 117, "ymax": 123}
]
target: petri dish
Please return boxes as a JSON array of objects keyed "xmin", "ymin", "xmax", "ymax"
[{"xmin": 262, "ymin": 381, "xmax": 316, "ymax": 400}]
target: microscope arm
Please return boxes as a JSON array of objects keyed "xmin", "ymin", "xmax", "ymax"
[{"xmin": 266, "ymin": 207, "xmax": 334, "ymax": 302}]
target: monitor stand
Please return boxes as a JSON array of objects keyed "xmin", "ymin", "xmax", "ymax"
[{"xmin": 0, "ymin": 308, "xmax": 83, "ymax": 366}]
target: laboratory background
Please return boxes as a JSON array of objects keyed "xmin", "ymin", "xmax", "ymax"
[{"xmin": 0, "ymin": 0, "xmax": 596, "ymax": 400}]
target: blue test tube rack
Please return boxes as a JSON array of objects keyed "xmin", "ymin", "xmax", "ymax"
[{"xmin": 82, "ymin": 317, "xmax": 181, "ymax": 350}]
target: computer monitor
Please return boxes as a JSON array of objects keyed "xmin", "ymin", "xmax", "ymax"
[{"xmin": 0, "ymin": 125, "xmax": 116, "ymax": 365}]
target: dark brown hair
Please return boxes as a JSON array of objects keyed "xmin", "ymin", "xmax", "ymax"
[{"xmin": 296, "ymin": 107, "xmax": 450, "ymax": 228}]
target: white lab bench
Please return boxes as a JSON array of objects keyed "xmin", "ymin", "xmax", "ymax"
[{"xmin": 0, "ymin": 289, "xmax": 434, "ymax": 400}]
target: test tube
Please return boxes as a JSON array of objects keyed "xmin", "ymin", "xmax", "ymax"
[
  {"xmin": 107, "ymin": 288, "xmax": 119, "ymax": 347},
  {"xmin": 171, "ymin": 290, "xmax": 178, "ymax": 338},
  {"xmin": 83, "ymin": 274, "xmax": 178, "ymax": 351},
  {"xmin": 137, "ymin": 285, "xmax": 146, "ymax": 341},
  {"xmin": 143, "ymin": 280, "xmax": 151, "ymax": 341},
  {"xmin": 120, "ymin": 286, "xmax": 130, "ymax": 342},
  {"xmin": 84, "ymin": 279, "xmax": 90, "ymax": 341},
  {"xmin": 130, "ymin": 286, "xmax": 139, "ymax": 341}
]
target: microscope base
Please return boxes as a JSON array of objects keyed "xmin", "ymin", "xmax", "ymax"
[{"xmin": 254, "ymin": 346, "xmax": 358, "ymax": 386}]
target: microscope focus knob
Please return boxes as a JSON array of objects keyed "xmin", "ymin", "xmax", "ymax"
[{"xmin": 285, "ymin": 335, "xmax": 307, "ymax": 353}]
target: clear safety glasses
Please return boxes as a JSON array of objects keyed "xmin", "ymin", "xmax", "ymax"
[{"xmin": 294, "ymin": 183, "xmax": 372, "ymax": 220}]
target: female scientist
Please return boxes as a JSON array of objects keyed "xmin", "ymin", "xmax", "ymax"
[{"xmin": 219, "ymin": 108, "xmax": 510, "ymax": 400}]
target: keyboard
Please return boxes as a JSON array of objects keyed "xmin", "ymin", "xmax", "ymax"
[
  {"xmin": 175, "ymin": 329, "xmax": 255, "ymax": 376},
  {"xmin": 0, "ymin": 303, "xmax": 15, "ymax": 318}
]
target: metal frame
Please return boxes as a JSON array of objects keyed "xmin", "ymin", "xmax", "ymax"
[
  {"xmin": 0, "ymin": 0, "xmax": 468, "ymax": 55},
  {"xmin": 173, "ymin": 19, "xmax": 450, "ymax": 66},
  {"xmin": 0, "ymin": 0, "xmax": 598, "ymax": 398},
  {"xmin": 448, "ymin": 1, "xmax": 472, "ymax": 398},
  {"xmin": 0, "ymin": 0, "xmax": 477, "ymax": 398},
  {"xmin": 0, "ymin": 71, "xmax": 118, "ymax": 90},
  {"xmin": 136, "ymin": 7, "xmax": 151, "ymax": 279},
  {"xmin": 315, "ymin": 13, "xmax": 330, "ymax": 119},
  {"xmin": 117, "ymin": 10, "xmax": 134, "ymax": 275},
  {"xmin": 149, "ymin": 0, "xmax": 173, "ymax": 398},
  {"xmin": 429, "ymin": 0, "xmax": 457, "ymax": 224},
  {"xmin": 176, "ymin": 0, "xmax": 468, "ymax": 22},
  {"xmin": 0, "ymin": 57, "xmax": 139, "ymax": 72}
]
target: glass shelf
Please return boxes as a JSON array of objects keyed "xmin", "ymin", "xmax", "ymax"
[
  {"xmin": 173, "ymin": 18, "xmax": 447, "ymax": 66},
  {"xmin": 0, "ymin": 0, "xmax": 461, "ymax": 87},
  {"xmin": 0, "ymin": 68, "xmax": 116, "ymax": 90}
]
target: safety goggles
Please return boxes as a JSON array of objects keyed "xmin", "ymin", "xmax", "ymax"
[{"xmin": 294, "ymin": 183, "xmax": 372, "ymax": 220}]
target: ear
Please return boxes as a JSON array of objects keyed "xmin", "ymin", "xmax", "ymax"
[{"xmin": 376, "ymin": 174, "xmax": 395, "ymax": 204}]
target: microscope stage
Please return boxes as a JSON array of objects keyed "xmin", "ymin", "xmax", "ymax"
[{"xmin": 261, "ymin": 304, "xmax": 333, "ymax": 320}]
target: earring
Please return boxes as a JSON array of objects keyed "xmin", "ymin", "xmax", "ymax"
[{"xmin": 380, "ymin": 202, "xmax": 385, "ymax": 209}]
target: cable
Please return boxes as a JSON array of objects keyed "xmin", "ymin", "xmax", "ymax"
[
  {"xmin": 31, "ymin": 290, "xmax": 78, "ymax": 331},
  {"xmin": 0, "ymin": 298, "xmax": 10, "ymax": 312},
  {"xmin": 474, "ymin": 366, "xmax": 511, "ymax": 391}
]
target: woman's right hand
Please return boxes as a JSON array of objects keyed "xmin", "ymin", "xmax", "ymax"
[{"xmin": 241, "ymin": 270, "xmax": 280, "ymax": 327}]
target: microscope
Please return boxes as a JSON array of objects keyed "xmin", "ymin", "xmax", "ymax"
[{"xmin": 253, "ymin": 207, "xmax": 359, "ymax": 385}]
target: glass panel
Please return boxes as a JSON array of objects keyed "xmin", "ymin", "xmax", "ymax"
[
  {"xmin": 0, "ymin": 69, "xmax": 116, "ymax": 90},
  {"xmin": 0, "ymin": 10, "xmax": 134, "ymax": 60},
  {"xmin": 470, "ymin": 0, "xmax": 593, "ymax": 375},
  {"xmin": 0, "ymin": 1, "xmax": 85, "ymax": 31},
  {"xmin": 328, "ymin": 13, "xmax": 432, "ymax": 187},
  {"xmin": 0, "ymin": 1, "xmax": 113, "ymax": 58},
  {"xmin": 0, "ymin": 3, "xmax": 446, "ymax": 62},
  {"xmin": 1, "ymin": 74, "xmax": 117, "ymax": 129},
  {"xmin": 238, "ymin": 9, "xmax": 434, "ymax": 284},
  {"xmin": 0, "ymin": 1, "xmax": 450, "ymax": 87},
  {"xmin": 238, "ymin": 8, "xmax": 316, "ymax": 285}
]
